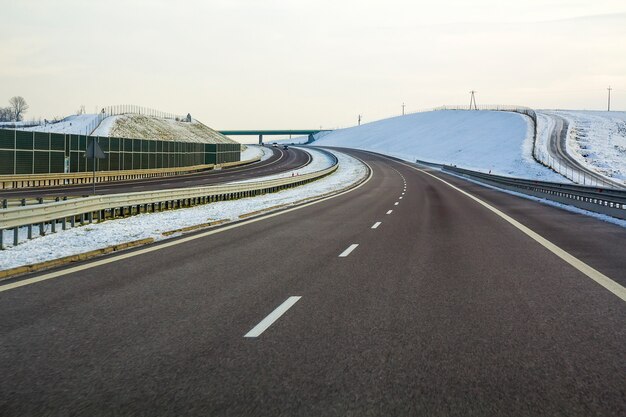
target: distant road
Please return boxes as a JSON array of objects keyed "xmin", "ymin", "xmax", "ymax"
[
  {"xmin": 0, "ymin": 147, "xmax": 310, "ymax": 199},
  {"xmin": 0, "ymin": 148, "xmax": 624, "ymax": 416},
  {"xmin": 546, "ymin": 114, "xmax": 625, "ymax": 189}
]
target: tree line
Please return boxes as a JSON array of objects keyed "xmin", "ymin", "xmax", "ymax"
[{"xmin": 0, "ymin": 96, "xmax": 29, "ymax": 122}]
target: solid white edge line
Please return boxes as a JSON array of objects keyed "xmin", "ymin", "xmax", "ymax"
[
  {"xmin": 244, "ymin": 296, "xmax": 301, "ymax": 338},
  {"xmin": 378, "ymin": 154, "xmax": 626, "ymax": 302},
  {"xmin": 386, "ymin": 210, "xmax": 393, "ymax": 214},
  {"xmin": 371, "ymin": 222, "xmax": 382, "ymax": 229},
  {"xmin": 339, "ymin": 244, "xmax": 359, "ymax": 257},
  {"xmin": 0, "ymin": 153, "xmax": 375, "ymax": 293}
]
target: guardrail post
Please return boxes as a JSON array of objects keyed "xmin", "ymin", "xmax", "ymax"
[
  {"xmin": 51, "ymin": 220, "xmax": 56, "ymax": 233},
  {"xmin": 27, "ymin": 224, "xmax": 33, "ymax": 240},
  {"xmin": 0, "ymin": 229, "xmax": 4, "ymax": 250},
  {"xmin": 39, "ymin": 223, "xmax": 44, "ymax": 236},
  {"xmin": 13, "ymin": 228, "xmax": 18, "ymax": 246},
  {"xmin": 2, "ymin": 199, "xmax": 6, "ymax": 209}
]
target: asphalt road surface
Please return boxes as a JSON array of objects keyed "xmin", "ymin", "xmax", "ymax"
[
  {"xmin": 0, "ymin": 148, "xmax": 624, "ymax": 416},
  {"xmin": 0, "ymin": 146, "xmax": 310, "ymax": 200}
]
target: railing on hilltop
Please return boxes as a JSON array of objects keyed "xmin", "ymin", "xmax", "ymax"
[{"xmin": 86, "ymin": 105, "xmax": 187, "ymax": 136}]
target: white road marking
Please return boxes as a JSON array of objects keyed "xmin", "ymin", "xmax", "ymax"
[
  {"xmin": 402, "ymin": 192, "xmax": 405, "ymax": 195},
  {"xmin": 399, "ymin": 196, "xmax": 403, "ymax": 199},
  {"xmin": 394, "ymin": 202, "xmax": 399, "ymax": 205},
  {"xmin": 386, "ymin": 210, "xmax": 393, "ymax": 214},
  {"xmin": 0, "ymin": 158, "xmax": 375, "ymax": 293},
  {"xmin": 380, "ymin": 154, "xmax": 626, "ymax": 303},
  {"xmin": 371, "ymin": 222, "xmax": 382, "ymax": 229},
  {"xmin": 339, "ymin": 244, "xmax": 359, "ymax": 257},
  {"xmin": 244, "ymin": 296, "xmax": 301, "ymax": 338}
]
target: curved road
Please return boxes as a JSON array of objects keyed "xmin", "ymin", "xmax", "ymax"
[
  {"xmin": 0, "ymin": 146, "xmax": 311, "ymax": 200},
  {"xmin": 546, "ymin": 114, "xmax": 625, "ymax": 189},
  {"xmin": 0, "ymin": 148, "xmax": 624, "ymax": 416}
]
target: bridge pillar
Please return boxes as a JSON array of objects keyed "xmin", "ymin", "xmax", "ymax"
[{"xmin": 258, "ymin": 134, "xmax": 263, "ymax": 145}]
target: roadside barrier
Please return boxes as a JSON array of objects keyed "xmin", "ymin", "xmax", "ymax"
[
  {"xmin": 0, "ymin": 152, "xmax": 337, "ymax": 249},
  {"xmin": 0, "ymin": 157, "xmax": 260, "ymax": 190},
  {"xmin": 414, "ymin": 159, "xmax": 626, "ymax": 220}
]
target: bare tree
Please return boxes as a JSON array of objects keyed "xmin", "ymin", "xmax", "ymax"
[
  {"xmin": 0, "ymin": 107, "xmax": 13, "ymax": 122},
  {"xmin": 9, "ymin": 96, "xmax": 29, "ymax": 121}
]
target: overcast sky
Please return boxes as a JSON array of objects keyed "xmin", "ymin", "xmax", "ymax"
[{"xmin": 1, "ymin": 0, "xmax": 625, "ymax": 131}]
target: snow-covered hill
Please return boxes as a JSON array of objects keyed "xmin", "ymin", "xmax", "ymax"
[
  {"xmin": 93, "ymin": 114, "xmax": 235, "ymax": 144},
  {"xmin": 311, "ymin": 110, "xmax": 564, "ymax": 181},
  {"xmin": 19, "ymin": 114, "xmax": 100, "ymax": 135},
  {"xmin": 13, "ymin": 113, "xmax": 238, "ymax": 145}
]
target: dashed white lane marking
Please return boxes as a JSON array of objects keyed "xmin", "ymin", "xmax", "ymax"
[
  {"xmin": 386, "ymin": 210, "xmax": 393, "ymax": 214},
  {"xmin": 244, "ymin": 296, "xmax": 301, "ymax": 338},
  {"xmin": 402, "ymin": 192, "xmax": 405, "ymax": 195},
  {"xmin": 399, "ymin": 196, "xmax": 403, "ymax": 199},
  {"xmin": 371, "ymin": 222, "xmax": 382, "ymax": 229},
  {"xmin": 0, "ymin": 157, "xmax": 376, "ymax": 294},
  {"xmin": 394, "ymin": 202, "xmax": 399, "ymax": 206},
  {"xmin": 339, "ymin": 244, "xmax": 359, "ymax": 257},
  {"xmin": 379, "ymin": 154, "xmax": 626, "ymax": 303}
]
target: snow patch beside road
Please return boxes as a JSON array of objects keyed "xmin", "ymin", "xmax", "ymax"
[{"xmin": 0, "ymin": 149, "xmax": 366, "ymax": 271}]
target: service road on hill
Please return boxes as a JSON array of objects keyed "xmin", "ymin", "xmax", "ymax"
[{"xmin": 0, "ymin": 148, "xmax": 624, "ymax": 416}]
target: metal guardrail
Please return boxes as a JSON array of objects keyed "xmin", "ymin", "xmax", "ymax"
[
  {"xmin": 414, "ymin": 159, "xmax": 626, "ymax": 220},
  {"xmin": 0, "ymin": 153, "xmax": 338, "ymax": 249},
  {"xmin": 0, "ymin": 157, "xmax": 260, "ymax": 190}
]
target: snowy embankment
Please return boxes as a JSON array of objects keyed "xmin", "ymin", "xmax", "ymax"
[
  {"xmin": 240, "ymin": 145, "xmax": 272, "ymax": 162},
  {"xmin": 20, "ymin": 114, "xmax": 101, "ymax": 135},
  {"xmin": 541, "ymin": 111, "xmax": 626, "ymax": 186},
  {"xmin": 0, "ymin": 148, "xmax": 366, "ymax": 270},
  {"xmin": 310, "ymin": 110, "xmax": 564, "ymax": 181}
]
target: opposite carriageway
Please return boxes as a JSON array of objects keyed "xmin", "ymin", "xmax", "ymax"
[{"xmin": 0, "ymin": 147, "xmax": 310, "ymax": 201}]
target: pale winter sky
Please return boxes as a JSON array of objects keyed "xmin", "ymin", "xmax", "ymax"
[{"xmin": 1, "ymin": 0, "xmax": 625, "ymax": 134}]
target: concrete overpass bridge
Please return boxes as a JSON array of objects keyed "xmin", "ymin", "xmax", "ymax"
[{"xmin": 218, "ymin": 130, "xmax": 332, "ymax": 144}]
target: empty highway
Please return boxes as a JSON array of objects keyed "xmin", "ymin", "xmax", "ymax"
[{"xmin": 0, "ymin": 148, "xmax": 624, "ymax": 416}]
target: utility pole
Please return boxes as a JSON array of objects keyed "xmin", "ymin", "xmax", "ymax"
[
  {"xmin": 469, "ymin": 91, "xmax": 478, "ymax": 110},
  {"xmin": 358, "ymin": 114, "xmax": 362, "ymax": 126},
  {"xmin": 607, "ymin": 86, "xmax": 612, "ymax": 111},
  {"xmin": 402, "ymin": 103, "xmax": 405, "ymax": 116}
]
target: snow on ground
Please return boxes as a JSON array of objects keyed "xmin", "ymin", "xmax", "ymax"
[
  {"xmin": 310, "ymin": 110, "xmax": 565, "ymax": 182},
  {"xmin": 450, "ymin": 171, "xmax": 626, "ymax": 229},
  {"xmin": 233, "ymin": 146, "xmax": 330, "ymax": 183},
  {"xmin": 543, "ymin": 110, "xmax": 626, "ymax": 186},
  {"xmin": 0, "ymin": 148, "xmax": 366, "ymax": 270},
  {"xmin": 105, "ymin": 114, "xmax": 234, "ymax": 144},
  {"xmin": 20, "ymin": 114, "xmax": 100, "ymax": 135},
  {"xmin": 91, "ymin": 115, "xmax": 120, "ymax": 136},
  {"xmin": 240, "ymin": 145, "xmax": 273, "ymax": 162}
]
